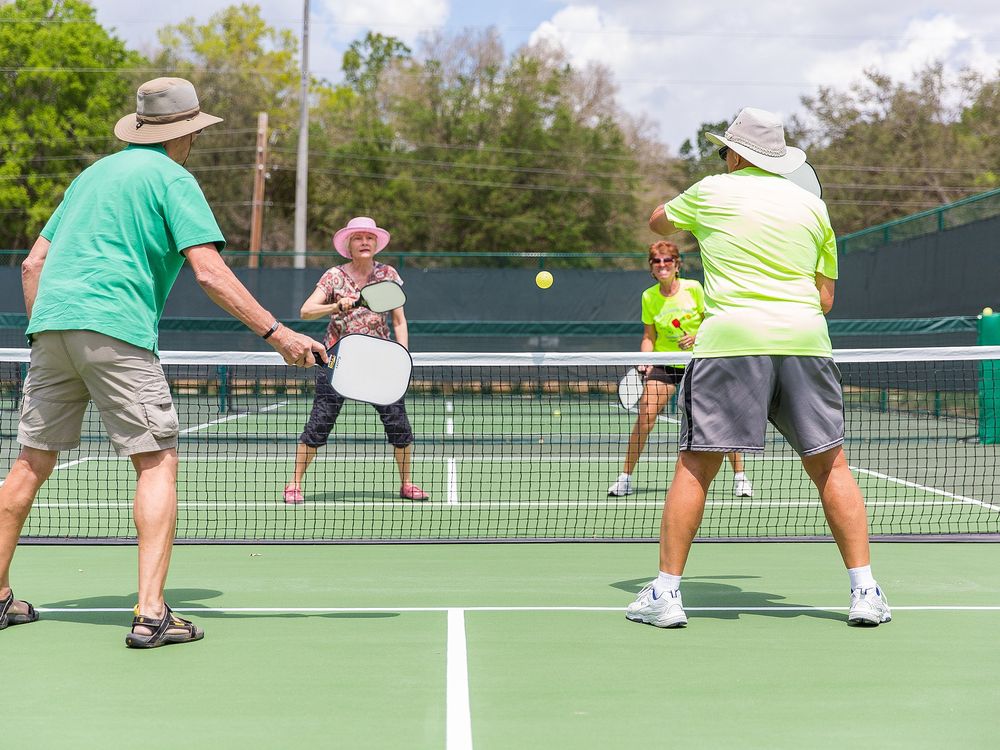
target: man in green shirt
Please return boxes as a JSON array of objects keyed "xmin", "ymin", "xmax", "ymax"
[
  {"xmin": 626, "ymin": 107, "xmax": 890, "ymax": 629},
  {"xmin": 0, "ymin": 78, "xmax": 326, "ymax": 647}
]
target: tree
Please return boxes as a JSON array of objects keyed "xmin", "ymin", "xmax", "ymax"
[
  {"xmin": 306, "ymin": 29, "xmax": 645, "ymax": 264},
  {"xmin": 151, "ymin": 4, "xmax": 303, "ymax": 255},
  {"xmin": 0, "ymin": 0, "xmax": 143, "ymax": 254},
  {"xmin": 795, "ymin": 64, "xmax": 1000, "ymax": 233}
]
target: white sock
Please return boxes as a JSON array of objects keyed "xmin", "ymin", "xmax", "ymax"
[
  {"xmin": 653, "ymin": 571, "xmax": 682, "ymax": 596},
  {"xmin": 734, "ymin": 472, "xmax": 747, "ymax": 480},
  {"xmin": 619, "ymin": 472, "xmax": 631, "ymax": 480},
  {"xmin": 848, "ymin": 565, "xmax": 877, "ymax": 590}
]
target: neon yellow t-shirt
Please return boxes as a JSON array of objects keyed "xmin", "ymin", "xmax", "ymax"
[
  {"xmin": 641, "ymin": 278, "xmax": 705, "ymax": 364},
  {"xmin": 663, "ymin": 167, "xmax": 838, "ymax": 357}
]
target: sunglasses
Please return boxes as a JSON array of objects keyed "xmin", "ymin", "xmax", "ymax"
[
  {"xmin": 717, "ymin": 145, "xmax": 730, "ymax": 161},
  {"xmin": 649, "ymin": 257, "xmax": 679, "ymax": 266}
]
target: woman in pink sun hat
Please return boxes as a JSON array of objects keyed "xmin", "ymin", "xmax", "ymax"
[{"xmin": 283, "ymin": 217, "xmax": 429, "ymax": 503}]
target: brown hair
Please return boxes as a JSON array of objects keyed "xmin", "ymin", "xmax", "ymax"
[{"xmin": 648, "ymin": 240, "xmax": 680, "ymax": 263}]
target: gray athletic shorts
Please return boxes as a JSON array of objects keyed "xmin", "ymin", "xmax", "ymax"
[
  {"xmin": 18, "ymin": 330, "xmax": 179, "ymax": 457},
  {"xmin": 677, "ymin": 355, "xmax": 845, "ymax": 457}
]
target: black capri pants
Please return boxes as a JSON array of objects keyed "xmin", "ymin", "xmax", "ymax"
[{"xmin": 299, "ymin": 368, "xmax": 414, "ymax": 448}]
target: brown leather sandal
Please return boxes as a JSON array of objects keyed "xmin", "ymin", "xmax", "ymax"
[
  {"xmin": 125, "ymin": 604, "xmax": 204, "ymax": 649},
  {"xmin": 0, "ymin": 590, "xmax": 39, "ymax": 630}
]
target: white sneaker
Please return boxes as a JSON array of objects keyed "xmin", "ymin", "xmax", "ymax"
[
  {"xmin": 625, "ymin": 584, "xmax": 688, "ymax": 628},
  {"xmin": 734, "ymin": 475, "xmax": 753, "ymax": 498},
  {"xmin": 607, "ymin": 473, "xmax": 634, "ymax": 497},
  {"xmin": 848, "ymin": 586, "xmax": 892, "ymax": 626}
]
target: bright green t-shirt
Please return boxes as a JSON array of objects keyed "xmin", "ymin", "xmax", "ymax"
[
  {"xmin": 641, "ymin": 278, "xmax": 705, "ymax": 364},
  {"xmin": 663, "ymin": 167, "xmax": 838, "ymax": 357},
  {"xmin": 31, "ymin": 144, "xmax": 225, "ymax": 353}
]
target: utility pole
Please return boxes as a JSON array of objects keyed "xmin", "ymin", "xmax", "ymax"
[
  {"xmin": 293, "ymin": 0, "xmax": 310, "ymax": 269},
  {"xmin": 248, "ymin": 111, "xmax": 268, "ymax": 269}
]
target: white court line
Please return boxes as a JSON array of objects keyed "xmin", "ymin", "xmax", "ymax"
[
  {"xmin": 852, "ymin": 466, "xmax": 1000, "ymax": 513},
  {"xmin": 447, "ymin": 609, "xmax": 473, "ymax": 750},
  {"xmin": 54, "ymin": 457, "xmax": 93, "ymax": 471},
  {"xmin": 34, "ymin": 605, "xmax": 1000, "ymax": 614},
  {"xmin": 179, "ymin": 400, "xmax": 289, "ymax": 435},
  {"xmin": 446, "ymin": 461, "xmax": 460, "ymax": 505},
  {"xmin": 445, "ymin": 400, "xmax": 460, "ymax": 505}
]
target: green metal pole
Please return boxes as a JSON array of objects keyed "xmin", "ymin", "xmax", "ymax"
[{"xmin": 978, "ymin": 312, "xmax": 1000, "ymax": 443}]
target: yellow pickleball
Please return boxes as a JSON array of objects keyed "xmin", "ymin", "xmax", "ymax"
[
  {"xmin": 535, "ymin": 271, "xmax": 553, "ymax": 289},
  {"xmin": 983, "ymin": 307, "xmax": 994, "ymax": 316}
]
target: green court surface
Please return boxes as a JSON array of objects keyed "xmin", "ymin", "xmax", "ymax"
[{"xmin": 4, "ymin": 542, "xmax": 999, "ymax": 749}]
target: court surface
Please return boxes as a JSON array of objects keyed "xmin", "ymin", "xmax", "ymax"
[
  {"xmin": 11, "ymin": 391, "xmax": 999, "ymax": 540},
  {"xmin": 5, "ymin": 541, "xmax": 999, "ymax": 749}
]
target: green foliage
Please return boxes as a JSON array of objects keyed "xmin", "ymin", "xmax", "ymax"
[
  {"xmin": 796, "ymin": 64, "xmax": 1000, "ymax": 234},
  {"xmin": 151, "ymin": 4, "xmax": 302, "ymax": 252},
  {"xmin": 677, "ymin": 116, "xmax": 733, "ymax": 184},
  {"xmin": 0, "ymin": 0, "xmax": 142, "ymax": 251},
  {"xmin": 306, "ymin": 29, "xmax": 641, "ymax": 264},
  {"xmin": 2, "ymin": 5, "xmax": 999, "ymax": 265}
]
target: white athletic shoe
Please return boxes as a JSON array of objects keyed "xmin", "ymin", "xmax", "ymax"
[
  {"xmin": 848, "ymin": 586, "xmax": 892, "ymax": 626},
  {"xmin": 625, "ymin": 584, "xmax": 688, "ymax": 628},
  {"xmin": 734, "ymin": 475, "xmax": 753, "ymax": 498},
  {"xmin": 607, "ymin": 473, "xmax": 634, "ymax": 497}
]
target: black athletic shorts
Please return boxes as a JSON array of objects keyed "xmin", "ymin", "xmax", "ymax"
[
  {"xmin": 646, "ymin": 365, "xmax": 685, "ymax": 386},
  {"xmin": 300, "ymin": 368, "xmax": 414, "ymax": 448}
]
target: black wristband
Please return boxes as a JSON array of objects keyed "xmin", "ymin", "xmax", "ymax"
[{"xmin": 262, "ymin": 321, "xmax": 281, "ymax": 340}]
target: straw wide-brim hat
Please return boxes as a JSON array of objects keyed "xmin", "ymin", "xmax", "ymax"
[
  {"xmin": 333, "ymin": 217, "xmax": 391, "ymax": 258},
  {"xmin": 706, "ymin": 107, "xmax": 805, "ymax": 175},
  {"xmin": 113, "ymin": 77, "xmax": 223, "ymax": 145}
]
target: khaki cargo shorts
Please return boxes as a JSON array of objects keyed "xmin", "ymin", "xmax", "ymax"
[{"xmin": 18, "ymin": 330, "xmax": 179, "ymax": 457}]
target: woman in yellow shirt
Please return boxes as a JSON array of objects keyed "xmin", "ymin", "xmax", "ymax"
[{"xmin": 608, "ymin": 241, "xmax": 752, "ymax": 498}]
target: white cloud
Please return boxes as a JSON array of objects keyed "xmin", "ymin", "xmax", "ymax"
[
  {"xmin": 525, "ymin": 2, "xmax": 1000, "ymax": 151},
  {"xmin": 321, "ymin": 0, "xmax": 449, "ymax": 45}
]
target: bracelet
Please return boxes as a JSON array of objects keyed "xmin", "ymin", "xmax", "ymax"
[{"xmin": 262, "ymin": 321, "xmax": 281, "ymax": 340}]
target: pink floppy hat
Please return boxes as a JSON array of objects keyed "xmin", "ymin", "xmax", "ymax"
[{"xmin": 332, "ymin": 217, "xmax": 391, "ymax": 258}]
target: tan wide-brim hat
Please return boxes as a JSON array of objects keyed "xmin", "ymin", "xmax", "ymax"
[
  {"xmin": 113, "ymin": 77, "xmax": 223, "ymax": 145},
  {"xmin": 706, "ymin": 107, "xmax": 805, "ymax": 175}
]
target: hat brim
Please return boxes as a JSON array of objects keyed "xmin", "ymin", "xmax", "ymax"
[
  {"xmin": 114, "ymin": 111, "xmax": 223, "ymax": 144},
  {"xmin": 706, "ymin": 132, "xmax": 806, "ymax": 175},
  {"xmin": 333, "ymin": 227, "xmax": 391, "ymax": 258}
]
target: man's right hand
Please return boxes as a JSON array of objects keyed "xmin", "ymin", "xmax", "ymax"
[{"xmin": 268, "ymin": 325, "xmax": 328, "ymax": 367}]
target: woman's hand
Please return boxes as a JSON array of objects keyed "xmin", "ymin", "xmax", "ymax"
[{"xmin": 678, "ymin": 334, "xmax": 695, "ymax": 350}]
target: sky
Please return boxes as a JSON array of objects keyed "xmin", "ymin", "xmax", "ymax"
[{"xmin": 86, "ymin": 0, "xmax": 1000, "ymax": 153}]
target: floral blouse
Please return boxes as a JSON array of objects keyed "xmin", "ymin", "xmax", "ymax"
[{"xmin": 316, "ymin": 262, "xmax": 403, "ymax": 349}]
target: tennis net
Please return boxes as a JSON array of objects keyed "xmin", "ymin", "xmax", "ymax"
[{"xmin": 2, "ymin": 346, "xmax": 998, "ymax": 542}]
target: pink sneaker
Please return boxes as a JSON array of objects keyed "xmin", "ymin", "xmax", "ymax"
[
  {"xmin": 400, "ymin": 483, "xmax": 429, "ymax": 501},
  {"xmin": 283, "ymin": 485, "xmax": 304, "ymax": 505}
]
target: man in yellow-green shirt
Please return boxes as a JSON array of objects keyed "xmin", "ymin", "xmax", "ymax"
[{"xmin": 626, "ymin": 107, "xmax": 890, "ymax": 630}]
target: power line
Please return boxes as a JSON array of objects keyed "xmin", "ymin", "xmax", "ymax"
[
  {"xmin": 267, "ymin": 164, "xmax": 633, "ymax": 197},
  {"xmin": 3, "ymin": 16, "xmax": 998, "ymax": 44}
]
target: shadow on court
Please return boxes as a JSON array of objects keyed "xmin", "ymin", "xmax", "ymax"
[
  {"xmin": 611, "ymin": 576, "xmax": 843, "ymax": 622},
  {"xmin": 39, "ymin": 588, "xmax": 400, "ymax": 625}
]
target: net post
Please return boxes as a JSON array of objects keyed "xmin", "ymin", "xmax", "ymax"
[{"xmin": 978, "ymin": 314, "xmax": 1000, "ymax": 443}]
